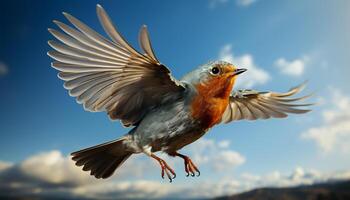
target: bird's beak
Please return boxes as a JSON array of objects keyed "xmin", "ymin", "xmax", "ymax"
[{"xmin": 233, "ymin": 68, "xmax": 247, "ymax": 76}]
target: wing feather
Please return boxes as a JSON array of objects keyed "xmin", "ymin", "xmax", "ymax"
[
  {"xmin": 48, "ymin": 5, "xmax": 185, "ymax": 125},
  {"xmin": 62, "ymin": 12, "xmax": 131, "ymax": 57},
  {"xmin": 96, "ymin": 4, "xmax": 147, "ymax": 60},
  {"xmin": 64, "ymin": 72, "xmax": 113, "ymax": 89},
  {"xmin": 48, "ymin": 51, "xmax": 125, "ymax": 68},
  {"xmin": 48, "ymin": 40, "xmax": 127, "ymax": 64},
  {"xmin": 139, "ymin": 25, "xmax": 159, "ymax": 63},
  {"xmin": 48, "ymin": 28, "xmax": 125, "ymax": 62},
  {"xmin": 52, "ymin": 21, "xmax": 130, "ymax": 59},
  {"xmin": 221, "ymin": 83, "xmax": 313, "ymax": 123}
]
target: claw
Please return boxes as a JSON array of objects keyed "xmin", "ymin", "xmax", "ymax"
[
  {"xmin": 182, "ymin": 155, "xmax": 200, "ymax": 178},
  {"xmin": 197, "ymin": 171, "xmax": 201, "ymax": 177},
  {"xmin": 190, "ymin": 162, "xmax": 200, "ymax": 177},
  {"xmin": 151, "ymin": 154, "xmax": 176, "ymax": 183},
  {"xmin": 184, "ymin": 161, "xmax": 190, "ymax": 177}
]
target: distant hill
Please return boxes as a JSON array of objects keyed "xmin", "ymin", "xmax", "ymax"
[{"xmin": 215, "ymin": 180, "xmax": 350, "ymax": 200}]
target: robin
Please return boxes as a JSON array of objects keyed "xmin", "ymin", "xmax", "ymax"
[{"xmin": 47, "ymin": 4, "xmax": 312, "ymax": 182}]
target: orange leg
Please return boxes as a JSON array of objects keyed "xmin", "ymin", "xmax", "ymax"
[
  {"xmin": 151, "ymin": 154, "xmax": 176, "ymax": 182},
  {"xmin": 170, "ymin": 152, "xmax": 200, "ymax": 177}
]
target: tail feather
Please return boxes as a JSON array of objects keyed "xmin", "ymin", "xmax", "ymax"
[{"xmin": 71, "ymin": 137, "xmax": 132, "ymax": 179}]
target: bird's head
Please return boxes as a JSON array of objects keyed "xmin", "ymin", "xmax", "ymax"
[{"xmin": 182, "ymin": 61, "xmax": 247, "ymax": 98}]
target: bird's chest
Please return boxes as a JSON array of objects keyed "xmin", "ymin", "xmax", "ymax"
[{"xmin": 190, "ymin": 95, "xmax": 229, "ymax": 129}]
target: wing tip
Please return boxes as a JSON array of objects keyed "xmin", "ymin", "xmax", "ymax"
[
  {"xmin": 52, "ymin": 20, "xmax": 64, "ymax": 27},
  {"xmin": 47, "ymin": 40, "xmax": 55, "ymax": 48},
  {"xmin": 62, "ymin": 11, "xmax": 75, "ymax": 22},
  {"xmin": 96, "ymin": 4, "xmax": 103, "ymax": 10},
  {"xmin": 291, "ymin": 80, "xmax": 308, "ymax": 92},
  {"xmin": 47, "ymin": 51, "xmax": 53, "ymax": 58},
  {"xmin": 96, "ymin": 3, "xmax": 105, "ymax": 15},
  {"xmin": 140, "ymin": 25, "xmax": 149, "ymax": 36},
  {"xmin": 47, "ymin": 28, "xmax": 54, "ymax": 33},
  {"xmin": 50, "ymin": 62, "xmax": 60, "ymax": 71}
]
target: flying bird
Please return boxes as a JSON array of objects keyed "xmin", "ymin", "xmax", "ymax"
[{"xmin": 47, "ymin": 4, "xmax": 312, "ymax": 182}]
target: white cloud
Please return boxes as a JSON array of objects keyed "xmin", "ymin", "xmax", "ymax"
[
  {"xmin": 19, "ymin": 150, "xmax": 93, "ymax": 186},
  {"xmin": 72, "ymin": 178, "xmax": 243, "ymax": 199},
  {"xmin": 54, "ymin": 166, "xmax": 350, "ymax": 198},
  {"xmin": 0, "ymin": 139, "xmax": 246, "ymax": 199},
  {"xmin": 218, "ymin": 140, "xmax": 231, "ymax": 148},
  {"xmin": 0, "ymin": 62, "xmax": 8, "ymax": 76},
  {"xmin": 185, "ymin": 138, "xmax": 245, "ymax": 172},
  {"xmin": 274, "ymin": 56, "xmax": 309, "ymax": 77},
  {"xmin": 236, "ymin": 0, "xmax": 257, "ymax": 7},
  {"xmin": 219, "ymin": 44, "xmax": 270, "ymax": 88},
  {"xmin": 0, "ymin": 150, "xmax": 349, "ymax": 199},
  {"xmin": 72, "ymin": 180, "xmax": 176, "ymax": 199},
  {"xmin": 0, "ymin": 149, "xmax": 240, "ymax": 199},
  {"xmin": 301, "ymin": 89, "xmax": 350, "ymax": 153},
  {"xmin": 209, "ymin": 0, "xmax": 228, "ymax": 8},
  {"xmin": 210, "ymin": 0, "xmax": 257, "ymax": 8},
  {"xmin": 0, "ymin": 161, "xmax": 13, "ymax": 172},
  {"xmin": 213, "ymin": 150, "xmax": 245, "ymax": 171},
  {"xmin": 240, "ymin": 167, "xmax": 350, "ymax": 191}
]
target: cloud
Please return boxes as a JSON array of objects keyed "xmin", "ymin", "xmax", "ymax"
[
  {"xmin": 236, "ymin": 0, "xmax": 257, "ymax": 7},
  {"xmin": 301, "ymin": 89, "xmax": 350, "ymax": 153},
  {"xmin": 0, "ymin": 150, "xmax": 154, "ymax": 198},
  {"xmin": 209, "ymin": 0, "xmax": 257, "ymax": 8},
  {"xmin": 72, "ymin": 178, "xmax": 243, "ymax": 199},
  {"xmin": 19, "ymin": 151, "xmax": 92, "ymax": 186},
  {"xmin": 0, "ymin": 139, "xmax": 246, "ymax": 199},
  {"xmin": 240, "ymin": 167, "xmax": 350, "ymax": 192},
  {"xmin": 0, "ymin": 150, "xmax": 349, "ymax": 199},
  {"xmin": 0, "ymin": 161, "xmax": 13, "ymax": 172},
  {"xmin": 71, "ymin": 180, "xmax": 176, "ymax": 199},
  {"xmin": 0, "ymin": 150, "xmax": 97, "ymax": 198},
  {"xmin": 274, "ymin": 56, "xmax": 309, "ymax": 77},
  {"xmin": 0, "ymin": 62, "xmax": 8, "ymax": 76},
  {"xmin": 218, "ymin": 140, "xmax": 231, "ymax": 148},
  {"xmin": 213, "ymin": 150, "xmax": 245, "ymax": 171},
  {"xmin": 184, "ymin": 138, "xmax": 245, "ymax": 172},
  {"xmin": 219, "ymin": 44, "xmax": 270, "ymax": 88},
  {"xmin": 209, "ymin": 0, "xmax": 228, "ymax": 8}
]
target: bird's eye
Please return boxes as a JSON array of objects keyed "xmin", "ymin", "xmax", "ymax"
[{"xmin": 210, "ymin": 67, "xmax": 220, "ymax": 75}]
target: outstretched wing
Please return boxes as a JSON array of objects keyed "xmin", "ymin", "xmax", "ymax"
[
  {"xmin": 48, "ymin": 4, "xmax": 185, "ymax": 126},
  {"xmin": 221, "ymin": 83, "xmax": 313, "ymax": 123}
]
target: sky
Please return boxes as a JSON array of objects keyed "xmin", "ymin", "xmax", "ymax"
[{"xmin": 1, "ymin": 0, "xmax": 350, "ymax": 199}]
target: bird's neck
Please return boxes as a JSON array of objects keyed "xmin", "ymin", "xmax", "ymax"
[{"xmin": 190, "ymin": 77, "xmax": 235, "ymax": 129}]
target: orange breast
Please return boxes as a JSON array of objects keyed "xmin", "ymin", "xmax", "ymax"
[{"xmin": 190, "ymin": 76, "xmax": 234, "ymax": 129}]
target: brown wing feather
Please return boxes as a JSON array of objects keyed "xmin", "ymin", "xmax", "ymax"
[{"xmin": 48, "ymin": 5, "xmax": 185, "ymax": 126}]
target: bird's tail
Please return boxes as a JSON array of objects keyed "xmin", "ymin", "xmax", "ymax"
[{"xmin": 71, "ymin": 137, "xmax": 132, "ymax": 179}]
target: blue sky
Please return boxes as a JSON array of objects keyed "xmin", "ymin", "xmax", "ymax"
[{"xmin": 1, "ymin": 0, "xmax": 350, "ymax": 198}]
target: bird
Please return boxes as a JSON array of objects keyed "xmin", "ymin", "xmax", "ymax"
[{"xmin": 47, "ymin": 4, "xmax": 312, "ymax": 182}]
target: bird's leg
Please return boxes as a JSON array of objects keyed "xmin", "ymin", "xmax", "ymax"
[
  {"xmin": 170, "ymin": 152, "xmax": 200, "ymax": 177},
  {"xmin": 150, "ymin": 154, "xmax": 176, "ymax": 182}
]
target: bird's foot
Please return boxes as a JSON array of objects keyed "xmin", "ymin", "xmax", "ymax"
[
  {"xmin": 183, "ymin": 156, "xmax": 200, "ymax": 177},
  {"xmin": 170, "ymin": 152, "xmax": 200, "ymax": 177},
  {"xmin": 151, "ymin": 154, "xmax": 176, "ymax": 182}
]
